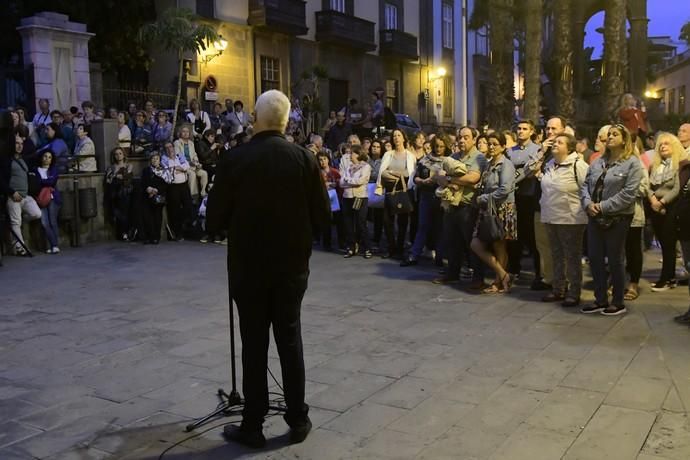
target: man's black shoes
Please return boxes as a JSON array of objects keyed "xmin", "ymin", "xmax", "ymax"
[
  {"xmin": 289, "ymin": 418, "xmax": 312, "ymax": 444},
  {"xmin": 223, "ymin": 424, "xmax": 266, "ymax": 448}
]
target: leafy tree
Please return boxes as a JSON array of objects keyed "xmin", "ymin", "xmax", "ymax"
[
  {"xmin": 681, "ymin": 20, "xmax": 690, "ymax": 45},
  {"xmin": 139, "ymin": 8, "xmax": 218, "ymax": 129},
  {"xmin": 292, "ymin": 65, "xmax": 328, "ymax": 135}
]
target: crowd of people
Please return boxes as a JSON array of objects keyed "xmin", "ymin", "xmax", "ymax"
[
  {"xmin": 2, "ymin": 92, "xmax": 690, "ymax": 320},
  {"xmin": 0, "ymin": 97, "xmax": 255, "ymax": 255},
  {"xmin": 310, "ymin": 93, "xmax": 690, "ymax": 319}
]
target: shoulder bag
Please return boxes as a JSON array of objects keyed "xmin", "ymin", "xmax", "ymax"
[
  {"xmin": 385, "ymin": 177, "xmax": 414, "ymax": 214},
  {"xmin": 477, "ymin": 195, "xmax": 505, "ymax": 242}
]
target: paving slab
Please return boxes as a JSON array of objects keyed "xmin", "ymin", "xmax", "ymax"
[
  {"xmin": 1, "ymin": 243, "xmax": 688, "ymax": 459},
  {"xmin": 563, "ymin": 405, "xmax": 657, "ymax": 460}
]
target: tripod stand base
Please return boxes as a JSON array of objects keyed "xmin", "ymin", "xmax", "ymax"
[
  {"xmin": 184, "ymin": 388, "xmax": 243, "ymax": 432},
  {"xmin": 184, "ymin": 388, "xmax": 288, "ymax": 432}
]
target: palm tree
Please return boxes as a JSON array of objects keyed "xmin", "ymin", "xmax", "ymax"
[
  {"xmin": 602, "ymin": 0, "xmax": 627, "ymax": 121},
  {"xmin": 292, "ymin": 65, "xmax": 329, "ymax": 135},
  {"xmin": 139, "ymin": 8, "xmax": 218, "ymax": 129},
  {"xmin": 487, "ymin": 0, "xmax": 515, "ymax": 130},
  {"xmin": 680, "ymin": 20, "xmax": 690, "ymax": 45},
  {"xmin": 553, "ymin": 0, "xmax": 574, "ymax": 119},
  {"xmin": 523, "ymin": 0, "xmax": 543, "ymax": 122}
]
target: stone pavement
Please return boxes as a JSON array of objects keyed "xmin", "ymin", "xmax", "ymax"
[{"xmin": 1, "ymin": 242, "xmax": 690, "ymax": 460}]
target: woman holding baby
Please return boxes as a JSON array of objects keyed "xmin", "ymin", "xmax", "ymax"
[{"xmin": 470, "ymin": 132, "xmax": 517, "ymax": 293}]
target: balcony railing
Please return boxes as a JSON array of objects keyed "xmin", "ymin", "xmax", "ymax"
[
  {"xmin": 315, "ymin": 10, "xmax": 376, "ymax": 52},
  {"xmin": 379, "ymin": 29, "xmax": 418, "ymax": 61},
  {"xmin": 248, "ymin": 0, "xmax": 308, "ymax": 36}
]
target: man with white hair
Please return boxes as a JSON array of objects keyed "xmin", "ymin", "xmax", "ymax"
[{"xmin": 207, "ymin": 89, "xmax": 329, "ymax": 448}]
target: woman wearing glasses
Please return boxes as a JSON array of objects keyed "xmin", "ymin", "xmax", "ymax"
[
  {"xmin": 580, "ymin": 125, "xmax": 643, "ymax": 316},
  {"xmin": 470, "ymin": 132, "xmax": 516, "ymax": 294}
]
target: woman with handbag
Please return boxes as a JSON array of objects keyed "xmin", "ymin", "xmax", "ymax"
[
  {"xmin": 340, "ymin": 145, "xmax": 372, "ymax": 258},
  {"xmin": 581, "ymin": 124, "xmax": 643, "ymax": 316},
  {"xmin": 141, "ymin": 152, "xmax": 170, "ymax": 244},
  {"xmin": 105, "ymin": 147, "xmax": 134, "ymax": 241},
  {"xmin": 647, "ymin": 132, "xmax": 685, "ymax": 292},
  {"xmin": 375, "ymin": 129, "xmax": 416, "ymax": 259},
  {"xmin": 470, "ymin": 132, "xmax": 516, "ymax": 294},
  {"xmin": 35, "ymin": 150, "xmax": 62, "ymax": 254},
  {"xmin": 539, "ymin": 134, "xmax": 589, "ymax": 306}
]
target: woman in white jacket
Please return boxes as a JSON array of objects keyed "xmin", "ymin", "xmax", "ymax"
[
  {"xmin": 340, "ymin": 145, "xmax": 372, "ymax": 258},
  {"xmin": 375, "ymin": 129, "xmax": 416, "ymax": 258},
  {"xmin": 539, "ymin": 133, "xmax": 589, "ymax": 307}
]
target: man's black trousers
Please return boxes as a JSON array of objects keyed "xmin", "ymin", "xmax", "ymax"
[{"xmin": 232, "ymin": 272, "xmax": 310, "ymax": 429}]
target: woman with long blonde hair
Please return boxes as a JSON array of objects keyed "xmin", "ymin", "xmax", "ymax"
[
  {"xmin": 647, "ymin": 132, "xmax": 685, "ymax": 292},
  {"xmin": 580, "ymin": 124, "xmax": 643, "ymax": 316}
]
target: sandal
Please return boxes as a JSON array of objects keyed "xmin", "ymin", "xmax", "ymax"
[
  {"xmin": 624, "ymin": 288, "xmax": 639, "ymax": 301},
  {"xmin": 482, "ymin": 282, "xmax": 501, "ymax": 294},
  {"xmin": 498, "ymin": 273, "xmax": 513, "ymax": 293}
]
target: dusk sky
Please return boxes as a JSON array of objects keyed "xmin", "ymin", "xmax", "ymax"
[{"xmin": 584, "ymin": 0, "xmax": 689, "ymax": 57}]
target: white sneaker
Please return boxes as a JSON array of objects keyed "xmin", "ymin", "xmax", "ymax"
[
  {"xmin": 52, "ymin": 247, "xmax": 60, "ymax": 254},
  {"xmin": 46, "ymin": 248, "xmax": 54, "ymax": 254}
]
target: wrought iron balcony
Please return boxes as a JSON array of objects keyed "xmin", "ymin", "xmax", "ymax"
[
  {"xmin": 315, "ymin": 10, "xmax": 376, "ymax": 52},
  {"xmin": 248, "ymin": 0, "xmax": 308, "ymax": 36},
  {"xmin": 379, "ymin": 29, "xmax": 418, "ymax": 61}
]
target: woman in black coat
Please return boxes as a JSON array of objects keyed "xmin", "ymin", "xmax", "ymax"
[{"xmin": 140, "ymin": 152, "xmax": 170, "ymax": 244}]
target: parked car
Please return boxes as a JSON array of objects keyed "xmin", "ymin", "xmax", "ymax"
[{"xmin": 373, "ymin": 113, "xmax": 422, "ymax": 139}]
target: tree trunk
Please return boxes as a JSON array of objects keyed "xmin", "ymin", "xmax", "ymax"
[
  {"xmin": 173, "ymin": 49, "xmax": 184, "ymax": 132},
  {"xmin": 487, "ymin": 0, "xmax": 515, "ymax": 130},
  {"xmin": 603, "ymin": 0, "xmax": 627, "ymax": 121},
  {"xmin": 553, "ymin": 0, "xmax": 574, "ymax": 119},
  {"xmin": 523, "ymin": 0, "xmax": 543, "ymax": 123}
]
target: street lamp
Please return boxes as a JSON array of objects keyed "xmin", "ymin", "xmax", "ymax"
[
  {"xmin": 433, "ymin": 67, "xmax": 447, "ymax": 80},
  {"xmin": 644, "ymin": 90, "xmax": 656, "ymax": 98},
  {"xmin": 202, "ymin": 36, "xmax": 228, "ymax": 63}
]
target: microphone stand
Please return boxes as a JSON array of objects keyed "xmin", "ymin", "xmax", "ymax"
[{"xmin": 185, "ymin": 264, "xmax": 286, "ymax": 432}]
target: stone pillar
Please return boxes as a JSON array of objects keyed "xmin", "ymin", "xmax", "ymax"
[
  {"xmin": 89, "ymin": 118, "xmax": 118, "ymax": 173},
  {"xmin": 628, "ymin": 16, "xmax": 649, "ymax": 97},
  {"xmin": 573, "ymin": 20, "xmax": 587, "ymax": 97},
  {"xmin": 16, "ymin": 12, "xmax": 95, "ymax": 113}
]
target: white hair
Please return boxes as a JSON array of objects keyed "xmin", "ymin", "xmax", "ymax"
[
  {"xmin": 597, "ymin": 124, "xmax": 612, "ymax": 141},
  {"xmin": 255, "ymin": 90, "xmax": 290, "ymax": 131}
]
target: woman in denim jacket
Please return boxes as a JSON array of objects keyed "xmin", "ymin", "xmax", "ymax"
[
  {"xmin": 470, "ymin": 132, "xmax": 516, "ymax": 294},
  {"xmin": 580, "ymin": 124, "xmax": 643, "ymax": 316}
]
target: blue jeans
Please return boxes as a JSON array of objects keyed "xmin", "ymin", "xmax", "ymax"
[
  {"xmin": 409, "ymin": 192, "xmax": 443, "ymax": 259},
  {"xmin": 41, "ymin": 201, "xmax": 60, "ymax": 248},
  {"xmin": 587, "ymin": 215, "xmax": 632, "ymax": 306}
]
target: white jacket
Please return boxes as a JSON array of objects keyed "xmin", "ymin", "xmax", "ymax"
[
  {"xmin": 375, "ymin": 150, "xmax": 416, "ymax": 195},
  {"xmin": 540, "ymin": 152, "xmax": 588, "ymax": 225}
]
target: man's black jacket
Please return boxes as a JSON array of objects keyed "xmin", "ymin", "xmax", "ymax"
[{"xmin": 206, "ymin": 130, "xmax": 330, "ymax": 282}]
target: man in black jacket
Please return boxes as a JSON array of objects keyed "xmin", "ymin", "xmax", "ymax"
[{"xmin": 206, "ymin": 89, "xmax": 330, "ymax": 448}]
